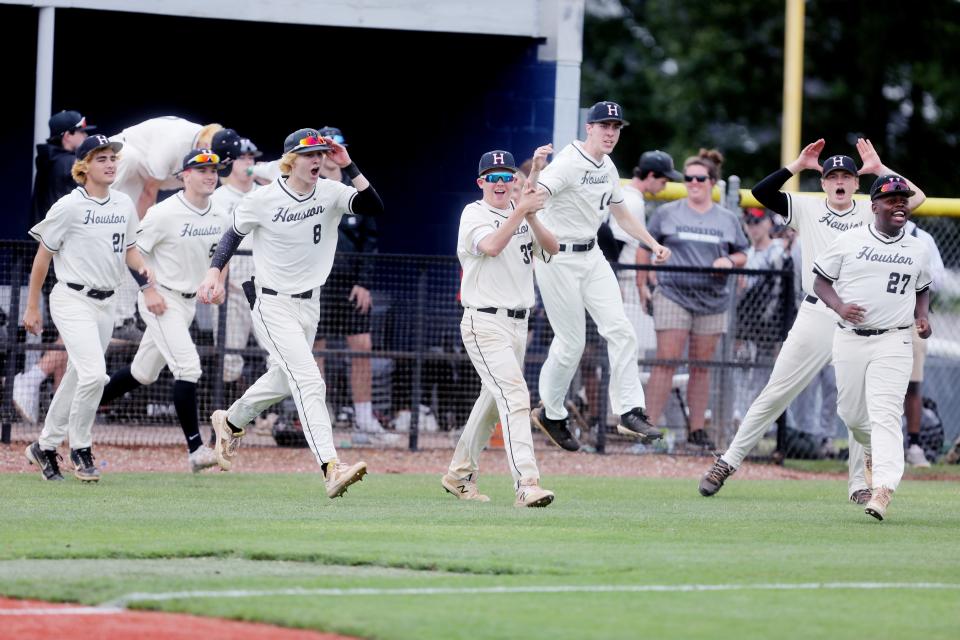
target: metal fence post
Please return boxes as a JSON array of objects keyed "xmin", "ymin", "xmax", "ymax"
[
  {"xmin": 595, "ymin": 353, "xmax": 609, "ymax": 454},
  {"xmin": 2, "ymin": 253, "xmax": 26, "ymax": 444},
  {"xmin": 408, "ymin": 266, "xmax": 427, "ymax": 451},
  {"xmin": 725, "ymin": 175, "xmax": 742, "ymax": 210},
  {"xmin": 212, "ymin": 269, "xmax": 230, "ymax": 412}
]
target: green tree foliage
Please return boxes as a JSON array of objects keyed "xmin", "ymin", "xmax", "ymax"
[{"xmin": 583, "ymin": 0, "xmax": 960, "ymax": 195}]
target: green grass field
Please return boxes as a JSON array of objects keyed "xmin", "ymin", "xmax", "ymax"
[{"xmin": 2, "ymin": 472, "xmax": 959, "ymax": 639}]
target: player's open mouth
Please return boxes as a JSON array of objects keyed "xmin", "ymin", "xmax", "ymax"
[
  {"xmin": 835, "ymin": 188, "xmax": 846, "ymax": 196},
  {"xmin": 892, "ymin": 210, "xmax": 907, "ymax": 220},
  {"xmin": 310, "ymin": 167, "xmax": 320, "ymax": 177}
]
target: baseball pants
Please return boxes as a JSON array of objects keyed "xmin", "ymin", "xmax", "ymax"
[
  {"xmin": 131, "ymin": 288, "xmax": 202, "ymax": 384},
  {"xmin": 449, "ymin": 308, "xmax": 540, "ymax": 487},
  {"xmin": 536, "ymin": 247, "xmax": 645, "ymax": 420},
  {"xmin": 211, "ymin": 256, "xmax": 255, "ymax": 382},
  {"xmin": 226, "ymin": 291, "xmax": 338, "ymax": 465},
  {"xmin": 833, "ymin": 328, "xmax": 912, "ymax": 492},
  {"xmin": 39, "ymin": 283, "xmax": 116, "ymax": 450}
]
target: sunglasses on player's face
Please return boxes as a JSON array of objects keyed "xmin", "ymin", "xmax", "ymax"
[
  {"xmin": 684, "ymin": 174, "xmax": 709, "ymax": 183},
  {"xmin": 482, "ymin": 172, "xmax": 515, "ymax": 184},
  {"xmin": 297, "ymin": 135, "xmax": 327, "ymax": 147},
  {"xmin": 324, "ymin": 134, "xmax": 345, "ymax": 145},
  {"xmin": 186, "ymin": 153, "xmax": 220, "ymax": 166}
]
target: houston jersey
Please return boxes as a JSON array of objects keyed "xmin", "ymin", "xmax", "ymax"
[
  {"xmin": 211, "ymin": 183, "xmax": 259, "ymax": 252},
  {"xmin": 458, "ymin": 200, "xmax": 538, "ymax": 310},
  {"xmin": 232, "ymin": 177, "xmax": 357, "ymax": 293},
  {"xmin": 537, "ymin": 141, "xmax": 625, "ymax": 241},
  {"xmin": 784, "ymin": 193, "xmax": 869, "ymax": 296},
  {"xmin": 29, "ymin": 187, "xmax": 138, "ymax": 289},
  {"xmin": 813, "ymin": 224, "xmax": 931, "ymax": 330},
  {"xmin": 111, "ymin": 117, "xmax": 202, "ymax": 190},
  {"xmin": 137, "ymin": 192, "xmax": 228, "ymax": 293}
]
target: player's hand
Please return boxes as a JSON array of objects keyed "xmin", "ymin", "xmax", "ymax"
[
  {"xmin": 838, "ymin": 302, "xmax": 866, "ymax": 324},
  {"xmin": 197, "ymin": 269, "xmax": 224, "ymax": 305},
  {"xmin": 325, "ymin": 138, "xmax": 351, "ymax": 168},
  {"xmin": 638, "ymin": 282, "xmax": 653, "ymax": 315},
  {"xmin": 532, "ymin": 144, "xmax": 553, "ymax": 171},
  {"xmin": 143, "ymin": 287, "xmax": 167, "ymax": 316},
  {"xmin": 209, "ymin": 288, "xmax": 226, "ymax": 305},
  {"xmin": 794, "ymin": 139, "xmax": 825, "ymax": 173},
  {"xmin": 518, "ymin": 187, "xmax": 547, "ymax": 214},
  {"xmin": 651, "ymin": 244, "xmax": 671, "ymax": 264},
  {"xmin": 856, "ymin": 138, "xmax": 883, "ymax": 176},
  {"xmin": 916, "ymin": 316, "xmax": 932, "ymax": 339},
  {"xmin": 23, "ymin": 305, "xmax": 42, "ymax": 336},
  {"xmin": 350, "ymin": 285, "xmax": 372, "ymax": 314}
]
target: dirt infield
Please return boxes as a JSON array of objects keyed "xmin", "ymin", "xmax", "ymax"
[
  {"xmin": 1, "ymin": 442, "xmax": 837, "ymax": 480},
  {"xmin": 0, "ymin": 597, "xmax": 358, "ymax": 640}
]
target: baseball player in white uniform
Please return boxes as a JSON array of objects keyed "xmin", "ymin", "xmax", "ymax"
[
  {"xmin": 210, "ymin": 131, "xmax": 262, "ymax": 384},
  {"xmin": 97, "ymin": 150, "xmax": 229, "ymax": 472},
  {"xmin": 22, "ymin": 135, "xmax": 151, "ymax": 482},
  {"xmin": 530, "ymin": 101, "xmax": 670, "ymax": 451},
  {"xmin": 699, "ymin": 138, "xmax": 926, "ymax": 501},
  {"xmin": 813, "ymin": 174, "xmax": 932, "ymax": 521},
  {"xmin": 197, "ymin": 128, "xmax": 383, "ymax": 499},
  {"xmin": 444, "ymin": 148, "xmax": 557, "ymax": 507}
]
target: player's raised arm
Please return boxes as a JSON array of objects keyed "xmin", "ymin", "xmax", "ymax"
[
  {"xmin": 751, "ymin": 139, "xmax": 825, "ymax": 216},
  {"xmin": 324, "ymin": 138, "xmax": 384, "ymax": 216},
  {"xmin": 855, "ymin": 137, "xmax": 926, "ymax": 210}
]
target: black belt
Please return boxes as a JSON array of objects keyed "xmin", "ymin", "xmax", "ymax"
[
  {"xmin": 805, "ymin": 294, "xmax": 818, "ymax": 304},
  {"xmin": 66, "ymin": 282, "xmax": 114, "ymax": 299},
  {"xmin": 558, "ymin": 239, "xmax": 595, "ymax": 252},
  {"xmin": 261, "ymin": 287, "xmax": 312, "ymax": 299},
  {"xmin": 160, "ymin": 284, "xmax": 197, "ymax": 299},
  {"xmin": 477, "ymin": 307, "xmax": 528, "ymax": 320},
  {"xmin": 838, "ymin": 323, "xmax": 912, "ymax": 337}
]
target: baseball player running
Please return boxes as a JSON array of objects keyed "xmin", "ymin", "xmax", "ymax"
[
  {"xmin": 699, "ymin": 138, "xmax": 925, "ymax": 501},
  {"xmin": 444, "ymin": 148, "xmax": 558, "ymax": 507},
  {"xmin": 98, "ymin": 150, "xmax": 230, "ymax": 472},
  {"xmin": 813, "ymin": 174, "xmax": 932, "ymax": 521},
  {"xmin": 22, "ymin": 135, "xmax": 151, "ymax": 482},
  {"xmin": 531, "ymin": 101, "xmax": 670, "ymax": 451},
  {"xmin": 197, "ymin": 128, "xmax": 383, "ymax": 499}
]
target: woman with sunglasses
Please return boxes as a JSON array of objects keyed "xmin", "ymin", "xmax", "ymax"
[
  {"xmin": 197, "ymin": 128, "xmax": 383, "ymax": 500},
  {"xmin": 640, "ymin": 149, "xmax": 749, "ymax": 450},
  {"xmin": 443, "ymin": 148, "xmax": 558, "ymax": 507},
  {"xmin": 97, "ymin": 150, "xmax": 230, "ymax": 473}
]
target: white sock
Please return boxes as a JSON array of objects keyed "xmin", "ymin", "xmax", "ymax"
[{"xmin": 354, "ymin": 402, "xmax": 373, "ymax": 424}]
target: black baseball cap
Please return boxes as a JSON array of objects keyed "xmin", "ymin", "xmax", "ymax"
[
  {"xmin": 318, "ymin": 126, "xmax": 347, "ymax": 146},
  {"xmin": 870, "ymin": 174, "xmax": 916, "ymax": 200},
  {"xmin": 478, "ymin": 150, "xmax": 518, "ymax": 176},
  {"xmin": 283, "ymin": 128, "xmax": 331, "ymax": 154},
  {"xmin": 49, "ymin": 110, "xmax": 97, "ymax": 138},
  {"xmin": 178, "ymin": 148, "xmax": 226, "ymax": 173},
  {"xmin": 75, "ymin": 134, "xmax": 122, "ymax": 159},
  {"xmin": 586, "ymin": 101, "xmax": 629, "ymax": 126},
  {"xmin": 821, "ymin": 155, "xmax": 858, "ymax": 177},
  {"xmin": 637, "ymin": 150, "xmax": 683, "ymax": 181},
  {"xmin": 211, "ymin": 128, "xmax": 242, "ymax": 161}
]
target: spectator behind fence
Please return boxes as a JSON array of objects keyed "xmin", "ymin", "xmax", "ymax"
[
  {"xmin": 640, "ymin": 149, "xmax": 748, "ymax": 450},
  {"xmin": 310, "ymin": 126, "xmax": 385, "ymax": 436}
]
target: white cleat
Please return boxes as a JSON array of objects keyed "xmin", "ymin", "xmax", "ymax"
[
  {"xmin": 324, "ymin": 459, "xmax": 368, "ymax": 499},
  {"xmin": 188, "ymin": 445, "xmax": 219, "ymax": 473},
  {"xmin": 211, "ymin": 410, "xmax": 244, "ymax": 470},
  {"xmin": 905, "ymin": 444, "xmax": 931, "ymax": 468},
  {"xmin": 514, "ymin": 478, "xmax": 555, "ymax": 508}
]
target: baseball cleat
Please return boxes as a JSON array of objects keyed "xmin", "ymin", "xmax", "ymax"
[
  {"xmin": 69, "ymin": 447, "xmax": 101, "ymax": 483},
  {"xmin": 849, "ymin": 489, "xmax": 872, "ymax": 505},
  {"xmin": 699, "ymin": 455, "xmax": 735, "ymax": 496},
  {"xmin": 514, "ymin": 478, "xmax": 555, "ymax": 508},
  {"xmin": 12, "ymin": 372, "xmax": 40, "ymax": 425},
  {"xmin": 441, "ymin": 473, "xmax": 490, "ymax": 502},
  {"xmin": 324, "ymin": 459, "xmax": 367, "ymax": 499},
  {"xmin": 25, "ymin": 442, "xmax": 64, "ymax": 481},
  {"xmin": 531, "ymin": 405, "xmax": 580, "ymax": 451},
  {"xmin": 905, "ymin": 444, "xmax": 931, "ymax": 468},
  {"xmin": 188, "ymin": 445, "xmax": 219, "ymax": 473},
  {"xmin": 687, "ymin": 429, "xmax": 716, "ymax": 450},
  {"xmin": 211, "ymin": 410, "xmax": 244, "ymax": 470},
  {"xmin": 617, "ymin": 407, "xmax": 662, "ymax": 443},
  {"xmin": 865, "ymin": 486, "xmax": 893, "ymax": 521}
]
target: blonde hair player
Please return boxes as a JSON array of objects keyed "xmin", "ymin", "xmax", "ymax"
[
  {"xmin": 699, "ymin": 138, "xmax": 926, "ymax": 502},
  {"xmin": 530, "ymin": 101, "xmax": 671, "ymax": 451},
  {"xmin": 97, "ymin": 150, "xmax": 230, "ymax": 472},
  {"xmin": 812, "ymin": 175, "xmax": 932, "ymax": 521},
  {"xmin": 443, "ymin": 147, "xmax": 558, "ymax": 507},
  {"xmin": 197, "ymin": 128, "xmax": 384, "ymax": 499},
  {"xmin": 23, "ymin": 135, "xmax": 151, "ymax": 482}
]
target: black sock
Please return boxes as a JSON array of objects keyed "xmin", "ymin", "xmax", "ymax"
[
  {"xmin": 908, "ymin": 433, "xmax": 921, "ymax": 447},
  {"xmin": 173, "ymin": 380, "xmax": 202, "ymax": 454},
  {"xmin": 100, "ymin": 366, "xmax": 142, "ymax": 406},
  {"xmin": 227, "ymin": 419, "xmax": 243, "ymax": 434}
]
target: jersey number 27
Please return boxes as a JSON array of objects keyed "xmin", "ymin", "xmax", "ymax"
[{"xmin": 886, "ymin": 272, "xmax": 912, "ymax": 294}]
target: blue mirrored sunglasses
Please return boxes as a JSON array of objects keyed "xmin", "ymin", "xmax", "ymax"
[
  {"xmin": 482, "ymin": 172, "xmax": 515, "ymax": 183},
  {"xmin": 327, "ymin": 134, "xmax": 345, "ymax": 145}
]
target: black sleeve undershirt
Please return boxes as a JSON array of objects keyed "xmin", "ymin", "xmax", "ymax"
[
  {"xmin": 210, "ymin": 228, "xmax": 244, "ymax": 271},
  {"xmin": 751, "ymin": 167, "xmax": 793, "ymax": 216},
  {"xmin": 351, "ymin": 185, "xmax": 384, "ymax": 216}
]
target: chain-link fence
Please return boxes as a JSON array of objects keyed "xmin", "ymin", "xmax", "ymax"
[{"xmin": 2, "ymin": 230, "xmax": 959, "ymax": 461}]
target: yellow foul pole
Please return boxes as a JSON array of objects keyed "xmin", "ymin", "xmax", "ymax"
[{"xmin": 781, "ymin": 0, "xmax": 805, "ymax": 192}]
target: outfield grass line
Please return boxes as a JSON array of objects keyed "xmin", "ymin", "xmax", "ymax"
[
  {"xmin": 105, "ymin": 581, "xmax": 960, "ymax": 608},
  {"xmin": 0, "ymin": 607, "xmax": 124, "ymax": 616}
]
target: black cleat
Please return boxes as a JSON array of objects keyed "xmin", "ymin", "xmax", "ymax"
[
  {"xmin": 616, "ymin": 407, "xmax": 662, "ymax": 443},
  {"xmin": 69, "ymin": 447, "xmax": 101, "ymax": 483},
  {"xmin": 531, "ymin": 405, "xmax": 580, "ymax": 451},
  {"xmin": 699, "ymin": 455, "xmax": 735, "ymax": 496},
  {"xmin": 25, "ymin": 442, "xmax": 64, "ymax": 481},
  {"xmin": 688, "ymin": 429, "xmax": 716, "ymax": 450}
]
